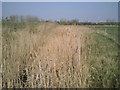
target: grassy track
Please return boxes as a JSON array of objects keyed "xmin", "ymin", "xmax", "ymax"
[{"xmin": 87, "ymin": 32, "xmax": 119, "ymax": 87}]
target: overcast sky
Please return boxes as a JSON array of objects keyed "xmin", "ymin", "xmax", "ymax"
[{"xmin": 2, "ymin": 2, "xmax": 118, "ymax": 22}]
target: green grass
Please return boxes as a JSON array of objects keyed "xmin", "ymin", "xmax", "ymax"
[
  {"xmin": 90, "ymin": 25, "xmax": 118, "ymax": 42},
  {"xmin": 2, "ymin": 21, "xmax": 25, "ymax": 31},
  {"xmin": 2, "ymin": 21, "xmax": 39, "ymax": 32},
  {"xmin": 86, "ymin": 26, "xmax": 119, "ymax": 88}
]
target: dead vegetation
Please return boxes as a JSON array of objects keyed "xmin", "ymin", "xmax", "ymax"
[{"xmin": 2, "ymin": 22, "xmax": 119, "ymax": 88}]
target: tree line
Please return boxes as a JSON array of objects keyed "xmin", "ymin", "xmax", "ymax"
[{"xmin": 2, "ymin": 15, "xmax": 118, "ymax": 25}]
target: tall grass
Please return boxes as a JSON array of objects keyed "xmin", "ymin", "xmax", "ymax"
[
  {"xmin": 2, "ymin": 22, "xmax": 119, "ymax": 88},
  {"xmin": 2, "ymin": 22, "xmax": 90, "ymax": 88}
]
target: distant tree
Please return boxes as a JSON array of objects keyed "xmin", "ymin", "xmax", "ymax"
[
  {"xmin": 26, "ymin": 16, "xmax": 39, "ymax": 22},
  {"xmin": 106, "ymin": 19, "xmax": 116, "ymax": 23},
  {"xmin": 20, "ymin": 16, "xmax": 25, "ymax": 22},
  {"xmin": 71, "ymin": 19, "xmax": 79, "ymax": 25},
  {"xmin": 60, "ymin": 18, "xmax": 67, "ymax": 25},
  {"xmin": 9, "ymin": 15, "xmax": 19, "ymax": 22}
]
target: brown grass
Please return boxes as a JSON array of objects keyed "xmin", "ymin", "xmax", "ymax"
[{"xmin": 2, "ymin": 22, "xmax": 100, "ymax": 88}]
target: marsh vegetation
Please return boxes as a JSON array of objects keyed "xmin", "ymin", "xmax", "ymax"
[{"xmin": 2, "ymin": 16, "xmax": 119, "ymax": 88}]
